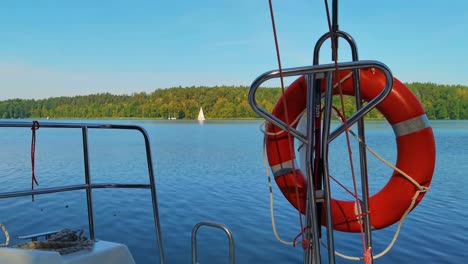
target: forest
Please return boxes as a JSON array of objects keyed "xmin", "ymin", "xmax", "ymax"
[{"xmin": 0, "ymin": 82, "xmax": 467, "ymax": 120}]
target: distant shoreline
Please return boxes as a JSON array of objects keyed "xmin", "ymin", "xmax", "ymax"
[
  {"xmin": 2, "ymin": 117, "xmax": 466, "ymax": 121},
  {"xmin": 1, "ymin": 83, "xmax": 467, "ymax": 120}
]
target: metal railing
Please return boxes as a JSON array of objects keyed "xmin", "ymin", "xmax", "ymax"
[
  {"xmin": 248, "ymin": 60, "xmax": 393, "ymax": 264},
  {"xmin": 0, "ymin": 121, "xmax": 165, "ymax": 264},
  {"xmin": 191, "ymin": 221, "xmax": 235, "ymax": 264}
]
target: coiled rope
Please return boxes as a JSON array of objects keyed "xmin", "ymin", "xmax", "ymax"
[{"xmin": 13, "ymin": 229, "xmax": 94, "ymax": 255}]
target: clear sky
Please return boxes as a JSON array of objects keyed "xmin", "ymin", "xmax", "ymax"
[{"xmin": 1, "ymin": 0, "xmax": 467, "ymax": 100}]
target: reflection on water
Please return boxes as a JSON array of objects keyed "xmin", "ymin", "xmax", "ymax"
[{"xmin": 0, "ymin": 119, "xmax": 466, "ymax": 263}]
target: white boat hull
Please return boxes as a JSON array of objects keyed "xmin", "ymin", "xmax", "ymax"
[{"xmin": 0, "ymin": 240, "xmax": 136, "ymax": 264}]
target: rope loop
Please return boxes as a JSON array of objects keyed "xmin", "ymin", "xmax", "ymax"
[
  {"xmin": 321, "ymin": 107, "xmax": 432, "ymax": 261},
  {"xmin": 262, "ymin": 137, "xmax": 295, "ymax": 246},
  {"xmin": 31, "ymin": 120, "xmax": 40, "ymax": 201},
  {"xmin": 0, "ymin": 223, "xmax": 10, "ymax": 247},
  {"xmin": 31, "ymin": 120, "xmax": 40, "ymax": 131}
]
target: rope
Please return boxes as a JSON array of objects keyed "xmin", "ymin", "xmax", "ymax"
[
  {"xmin": 259, "ymin": 109, "xmax": 306, "ymax": 136},
  {"xmin": 258, "ymin": 55, "xmax": 353, "ymax": 248},
  {"xmin": 320, "ymin": 189, "xmax": 427, "ymax": 261},
  {"xmin": 263, "ymin": 0, "xmax": 425, "ymax": 259},
  {"xmin": 31, "ymin": 120, "xmax": 40, "ymax": 202},
  {"xmin": 262, "ymin": 136, "xmax": 295, "ymax": 246},
  {"xmin": 268, "ymin": 0, "xmax": 305, "ymax": 243},
  {"xmin": 259, "ymin": 70, "xmax": 352, "ymax": 137},
  {"xmin": 330, "ymin": 107, "xmax": 429, "ymax": 192},
  {"xmin": 333, "ymin": 72, "xmax": 353, "ymax": 89},
  {"xmin": 13, "ymin": 229, "xmax": 94, "ymax": 255},
  {"xmin": 321, "ymin": 107, "xmax": 430, "ymax": 261},
  {"xmin": 322, "ymin": 0, "xmax": 371, "ymax": 260},
  {"xmin": 0, "ymin": 223, "xmax": 10, "ymax": 247}
]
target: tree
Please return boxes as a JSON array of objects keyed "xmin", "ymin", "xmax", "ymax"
[{"xmin": 0, "ymin": 83, "xmax": 466, "ymax": 119}]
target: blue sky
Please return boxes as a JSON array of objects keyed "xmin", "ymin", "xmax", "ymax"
[{"xmin": 1, "ymin": 0, "xmax": 467, "ymax": 100}]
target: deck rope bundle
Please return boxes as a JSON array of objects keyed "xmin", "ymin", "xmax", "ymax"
[
  {"xmin": 13, "ymin": 229, "xmax": 94, "ymax": 255},
  {"xmin": 1, "ymin": 223, "xmax": 10, "ymax": 247}
]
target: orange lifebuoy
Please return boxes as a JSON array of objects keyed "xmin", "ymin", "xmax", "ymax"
[{"xmin": 265, "ymin": 68, "xmax": 436, "ymax": 232}]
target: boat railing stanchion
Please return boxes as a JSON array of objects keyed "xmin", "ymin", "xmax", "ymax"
[
  {"xmin": 248, "ymin": 61, "xmax": 393, "ymax": 264},
  {"xmin": 81, "ymin": 126, "xmax": 95, "ymax": 241},
  {"xmin": 248, "ymin": 1, "xmax": 395, "ymax": 263},
  {"xmin": 191, "ymin": 221, "xmax": 235, "ymax": 264},
  {"xmin": 0, "ymin": 121, "xmax": 167, "ymax": 264}
]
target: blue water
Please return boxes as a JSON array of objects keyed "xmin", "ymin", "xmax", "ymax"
[{"xmin": 0, "ymin": 119, "xmax": 467, "ymax": 263}]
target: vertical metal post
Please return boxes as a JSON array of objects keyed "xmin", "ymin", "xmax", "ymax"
[
  {"xmin": 303, "ymin": 73, "xmax": 323, "ymax": 264},
  {"xmin": 247, "ymin": 61, "xmax": 393, "ymax": 264},
  {"xmin": 141, "ymin": 128, "xmax": 166, "ymax": 264},
  {"xmin": 331, "ymin": 0, "xmax": 339, "ymax": 61},
  {"xmin": 332, "ymin": 0, "xmax": 338, "ymax": 31},
  {"xmin": 82, "ymin": 127, "xmax": 95, "ymax": 241},
  {"xmin": 321, "ymin": 73, "xmax": 338, "ymax": 264},
  {"xmin": 354, "ymin": 69, "xmax": 373, "ymax": 260},
  {"xmin": 313, "ymin": 29, "xmax": 374, "ymax": 262}
]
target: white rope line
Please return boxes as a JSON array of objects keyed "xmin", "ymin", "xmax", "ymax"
[
  {"xmin": 257, "ymin": 83, "xmax": 308, "ymax": 246},
  {"xmin": 0, "ymin": 223, "xmax": 10, "ymax": 247},
  {"xmin": 331, "ymin": 108, "xmax": 429, "ymax": 192},
  {"xmin": 259, "ymin": 70, "xmax": 428, "ymax": 259},
  {"xmin": 258, "ymin": 71, "xmax": 356, "ymax": 247},
  {"xmin": 333, "ymin": 71, "xmax": 353, "ymax": 89},
  {"xmin": 262, "ymin": 136, "xmax": 295, "ymax": 246},
  {"xmin": 350, "ymin": 129, "xmax": 428, "ymax": 191},
  {"xmin": 324, "ymin": 108, "xmax": 429, "ymax": 260},
  {"xmin": 320, "ymin": 190, "xmax": 425, "ymax": 261},
  {"xmin": 259, "ymin": 109, "xmax": 306, "ymax": 136}
]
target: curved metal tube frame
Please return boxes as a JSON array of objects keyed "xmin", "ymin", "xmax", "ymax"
[
  {"xmin": 0, "ymin": 121, "xmax": 165, "ymax": 264},
  {"xmin": 191, "ymin": 221, "xmax": 235, "ymax": 264},
  {"xmin": 248, "ymin": 60, "xmax": 393, "ymax": 143},
  {"xmin": 313, "ymin": 29, "xmax": 376, "ymax": 263},
  {"xmin": 248, "ymin": 59, "xmax": 393, "ymax": 264}
]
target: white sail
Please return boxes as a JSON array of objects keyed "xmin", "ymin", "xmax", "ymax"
[{"xmin": 197, "ymin": 107, "xmax": 205, "ymax": 121}]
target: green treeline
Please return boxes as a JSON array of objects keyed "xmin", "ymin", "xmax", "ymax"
[{"xmin": 1, "ymin": 83, "xmax": 467, "ymax": 120}]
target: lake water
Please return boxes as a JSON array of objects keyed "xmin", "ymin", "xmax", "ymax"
[{"xmin": 0, "ymin": 119, "xmax": 467, "ymax": 263}]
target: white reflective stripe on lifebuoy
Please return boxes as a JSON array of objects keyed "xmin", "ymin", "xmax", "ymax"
[
  {"xmin": 271, "ymin": 160, "xmax": 299, "ymax": 178},
  {"xmin": 392, "ymin": 114, "xmax": 430, "ymax": 137}
]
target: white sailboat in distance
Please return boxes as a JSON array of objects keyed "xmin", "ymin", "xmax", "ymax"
[{"xmin": 197, "ymin": 107, "xmax": 206, "ymax": 121}]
